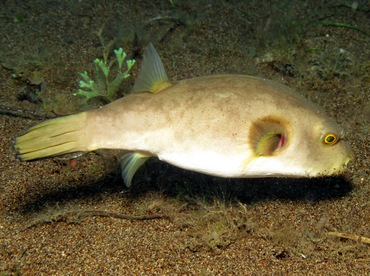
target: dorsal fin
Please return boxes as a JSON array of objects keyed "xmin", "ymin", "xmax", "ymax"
[{"xmin": 132, "ymin": 43, "xmax": 172, "ymax": 93}]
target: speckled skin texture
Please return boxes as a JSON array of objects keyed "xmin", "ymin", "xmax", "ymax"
[
  {"xmin": 1, "ymin": 0, "xmax": 368, "ymax": 274},
  {"xmin": 86, "ymin": 75, "xmax": 352, "ymax": 177}
]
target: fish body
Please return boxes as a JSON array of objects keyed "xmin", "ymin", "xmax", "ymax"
[{"xmin": 15, "ymin": 44, "xmax": 353, "ymax": 186}]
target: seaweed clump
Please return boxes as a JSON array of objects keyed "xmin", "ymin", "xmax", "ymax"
[{"xmin": 74, "ymin": 48, "xmax": 135, "ymax": 103}]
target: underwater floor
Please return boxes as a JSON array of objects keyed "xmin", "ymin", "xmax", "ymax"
[{"xmin": 0, "ymin": 0, "xmax": 369, "ymax": 274}]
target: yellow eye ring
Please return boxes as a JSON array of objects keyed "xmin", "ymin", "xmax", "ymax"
[{"xmin": 323, "ymin": 133, "xmax": 338, "ymax": 145}]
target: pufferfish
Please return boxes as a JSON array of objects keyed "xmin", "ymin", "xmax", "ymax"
[{"xmin": 14, "ymin": 43, "xmax": 353, "ymax": 187}]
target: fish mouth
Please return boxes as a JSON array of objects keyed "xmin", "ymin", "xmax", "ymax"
[
  {"xmin": 330, "ymin": 154, "xmax": 353, "ymax": 176},
  {"xmin": 344, "ymin": 156, "xmax": 353, "ymax": 167},
  {"xmin": 330, "ymin": 141, "xmax": 354, "ymax": 176},
  {"xmin": 309, "ymin": 154, "xmax": 353, "ymax": 178}
]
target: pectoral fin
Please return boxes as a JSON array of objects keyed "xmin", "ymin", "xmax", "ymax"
[
  {"xmin": 120, "ymin": 152, "xmax": 152, "ymax": 187},
  {"xmin": 249, "ymin": 116, "xmax": 290, "ymax": 156}
]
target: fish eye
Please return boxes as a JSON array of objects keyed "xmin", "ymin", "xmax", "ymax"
[{"xmin": 323, "ymin": 133, "xmax": 338, "ymax": 145}]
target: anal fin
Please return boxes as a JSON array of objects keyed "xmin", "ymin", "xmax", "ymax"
[{"xmin": 120, "ymin": 152, "xmax": 152, "ymax": 187}]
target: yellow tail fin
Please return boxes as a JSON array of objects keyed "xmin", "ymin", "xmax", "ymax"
[{"xmin": 15, "ymin": 112, "xmax": 89, "ymax": 161}]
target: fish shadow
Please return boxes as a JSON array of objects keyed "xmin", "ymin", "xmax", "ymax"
[
  {"xmin": 18, "ymin": 159, "xmax": 352, "ymax": 214},
  {"xmin": 141, "ymin": 160, "xmax": 353, "ymax": 204}
]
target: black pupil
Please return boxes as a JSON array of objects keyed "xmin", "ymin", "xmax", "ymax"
[{"xmin": 326, "ymin": 135, "xmax": 335, "ymax": 143}]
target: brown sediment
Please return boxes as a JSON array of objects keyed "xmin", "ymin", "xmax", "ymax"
[{"xmin": 0, "ymin": 0, "xmax": 369, "ymax": 274}]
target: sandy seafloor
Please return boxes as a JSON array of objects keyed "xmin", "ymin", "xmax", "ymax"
[{"xmin": 0, "ymin": 0, "xmax": 369, "ymax": 274}]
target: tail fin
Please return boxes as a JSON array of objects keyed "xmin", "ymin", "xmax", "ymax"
[{"xmin": 15, "ymin": 112, "xmax": 89, "ymax": 161}]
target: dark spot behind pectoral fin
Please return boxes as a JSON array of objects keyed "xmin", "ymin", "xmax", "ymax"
[{"xmin": 249, "ymin": 116, "xmax": 290, "ymax": 156}]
